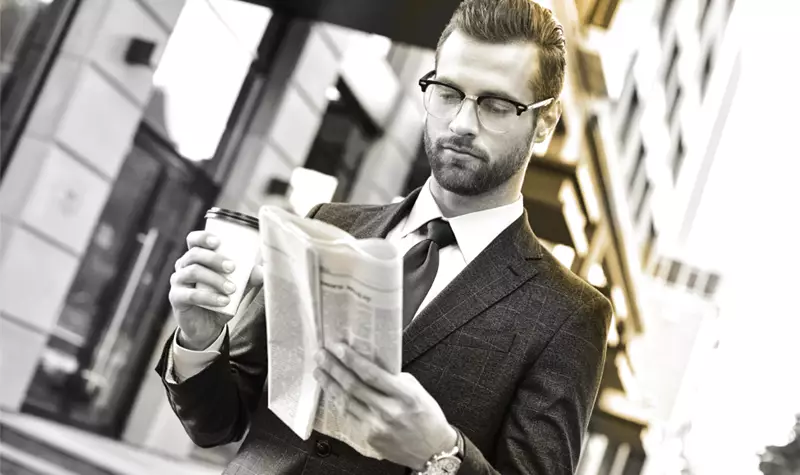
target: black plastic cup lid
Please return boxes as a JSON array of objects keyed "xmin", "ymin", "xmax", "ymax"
[{"xmin": 205, "ymin": 207, "xmax": 259, "ymax": 230}]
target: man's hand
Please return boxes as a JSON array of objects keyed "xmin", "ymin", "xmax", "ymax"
[
  {"xmin": 314, "ymin": 344, "xmax": 457, "ymax": 471},
  {"xmin": 169, "ymin": 231, "xmax": 264, "ymax": 350}
]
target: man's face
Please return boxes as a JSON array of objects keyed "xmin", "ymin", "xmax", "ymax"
[{"xmin": 424, "ymin": 30, "xmax": 542, "ymax": 196}]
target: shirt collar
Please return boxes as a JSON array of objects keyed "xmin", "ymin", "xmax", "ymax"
[{"xmin": 400, "ymin": 178, "xmax": 524, "ymax": 264}]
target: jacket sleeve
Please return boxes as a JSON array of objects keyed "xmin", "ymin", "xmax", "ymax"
[
  {"xmin": 154, "ymin": 286, "xmax": 268, "ymax": 447},
  {"xmin": 154, "ymin": 204, "xmax": 327, "ymax": 448},
  {"xmin": 459, "ymin": 295, "xmax": 612, "ymax": 475}
]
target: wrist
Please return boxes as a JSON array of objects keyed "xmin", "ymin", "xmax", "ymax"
[
  {"xmin": 416, "ymin": 424, "xmax": 460, "ymax": 472},
  {"xmin": 177, "ymin": 325, "xmax": 224, "ymax": 351},
  {"xmin": 442, "ymin": 425, "xmax": 458, "ymax": 454}
]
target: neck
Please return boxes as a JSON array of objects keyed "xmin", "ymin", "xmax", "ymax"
[{"xmin": 429, "ymin": 174, "xmax": 523, "ymax": 218}]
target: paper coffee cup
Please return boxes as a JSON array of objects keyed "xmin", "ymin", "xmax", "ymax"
[{"xmin": 196, "ymin": 207, "xmax": 260, "ymax": 317}]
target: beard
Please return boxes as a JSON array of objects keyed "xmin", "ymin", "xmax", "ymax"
[{"xmin": 423, "ymin": 126, "xmax": 533, "ymax": 196}]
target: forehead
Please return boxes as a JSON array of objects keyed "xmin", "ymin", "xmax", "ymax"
[{"xmin": 437, "ymin": 30, "xmax": 540, "ymax": 101}]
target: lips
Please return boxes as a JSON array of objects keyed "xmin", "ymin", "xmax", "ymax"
[{"xmin": 442, "ymin": 146, "xmax": 482, "ymax": 160}]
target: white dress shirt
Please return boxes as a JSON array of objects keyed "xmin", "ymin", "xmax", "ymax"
[{"xmin": 170, "ymin": 178, "xmax": 523, "ymax": 382}]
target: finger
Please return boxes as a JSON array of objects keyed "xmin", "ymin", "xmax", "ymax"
[
  {"xmin": 172, "ymin": 264, "xmax": 236, "ymax": 295},
  {"xmin": 344, "ymin": 394, "xmax": 371, "ymax": 421},
  {"xmin": 169, "ymin": 286, "xmax": 230, "ymax": 309},
  {"xmin": 314, "ymin": 368, "xmax": 369, "ymax": 421},
  {"xmin": 186, "ymin": 231, "xmax": 221, "ymax": 251},
  {"xmin": 316, "ymin": 350, "xmax": 385, "ymax": 408},
  {"xmin": 334, "ymin": 344, "xmax": 407, "ymax": 400},
  {"xmin": 179, "ymin": 247, "xmax": 236, "ymax": 275}
]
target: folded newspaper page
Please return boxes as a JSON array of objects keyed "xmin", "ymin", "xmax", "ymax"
[{"xmin": 258, "ymin": 206, "xmax": 402, "ymax": 459}]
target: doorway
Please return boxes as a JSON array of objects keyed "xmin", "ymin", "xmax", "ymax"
[
  {"xmin": 19, "ymin": 0, "xmax": 278, "ymax": 439},
  {"xmin": 21, "ymin": 124, "xmax": 217, "ymax": 437}
]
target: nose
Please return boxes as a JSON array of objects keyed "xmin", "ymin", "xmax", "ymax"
[{"xmin": 448, "ymin": 99, "xmax": 480, "ymax": 137}]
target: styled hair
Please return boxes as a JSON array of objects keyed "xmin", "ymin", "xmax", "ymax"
[{"xmin": 436, "ymin": 0, "xmax": 567, "ymax": 103}]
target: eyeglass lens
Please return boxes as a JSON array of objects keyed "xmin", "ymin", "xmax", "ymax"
[{"xmin": 424, "ymin": 83, "xmax": 520, "ymax": 133}]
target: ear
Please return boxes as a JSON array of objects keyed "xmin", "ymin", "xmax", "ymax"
[{"xmin": 533, "ymin": 99, "xmax": 562, "ymax": 144}]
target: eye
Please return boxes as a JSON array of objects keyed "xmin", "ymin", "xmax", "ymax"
[
  {"xmin": 433, "ymin": 85, "xmax": 462, "ymax": 102},
  {"xmin": 481, "ymin": 98, "xmax": 516, "ymax": 114}
]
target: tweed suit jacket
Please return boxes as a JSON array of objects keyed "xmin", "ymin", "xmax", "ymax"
[{"xmin": 156, "ymin": 188, "xmax": 612, "ymax": 475}]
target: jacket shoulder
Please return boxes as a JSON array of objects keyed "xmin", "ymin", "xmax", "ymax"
[
  {"xmin": 308, "ymin": 202, "xmax": 389, "ymax": 233},
  {"xmin": 534, "ymin": 243, "xmax": 612, "ymax": 316}
]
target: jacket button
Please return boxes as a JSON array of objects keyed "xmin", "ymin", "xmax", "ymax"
[{"xmin": 315, "ymin": 439, "xmax": 332, "ymax": 458}]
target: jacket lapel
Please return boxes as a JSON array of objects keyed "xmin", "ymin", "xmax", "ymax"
[
  {"xmin": 349, "ymin": 188, "xmax": 422, "ymax": 239},
  {"xmin": 342, "ymin": 192, "xmax": 544, "ymax": 368},
  {"xmin": 401, "ymin": 211, "xmax": 543, "ymax": 367}
]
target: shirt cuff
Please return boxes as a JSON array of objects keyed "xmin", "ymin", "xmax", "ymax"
[{"xmin": 167, "ymin": 328, "xmax": 226, "ymax": 383}]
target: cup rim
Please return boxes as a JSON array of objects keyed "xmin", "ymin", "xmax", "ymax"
[{"xmin": 205, "ymin": 207, "xmax": 259, "ymax": 230}]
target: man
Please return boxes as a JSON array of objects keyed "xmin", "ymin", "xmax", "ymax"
[{"xmin": 157, "ymin": 0, "xmax": 612, "ymax": 473}]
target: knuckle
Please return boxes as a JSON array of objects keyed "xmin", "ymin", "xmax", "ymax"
[
  {"xmin": 367, "ymin": 420, "xmax": 389, "ymax": 443},
  {"xmin": 360, "ymin": 371, "xmax": 377, "ymax": 386},
  {"xmin": 340, "ymin": 375, "xmax": 355, "ymax": 393},
  {"xmin": 329, "ymin": 381, "xmax": 343, "ymax": 398},
  {"xmin": 186, "ymin": 264, "xmax": 202, "ymax": 279},
  {"xmin": 186, "ymin": 246, "xmax": 200, "ymax": 260},
  {"xmin": 407, "ymin": 394, "xmax": 422, "ymax": 411},
  {"xmin": 385, "ymin": 405, "xmax": 403, "ymax": 422}
]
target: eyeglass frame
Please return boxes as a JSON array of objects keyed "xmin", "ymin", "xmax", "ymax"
[{"xmin": 418, "ymin": 70, "xmax": 554, "ymax": 132}]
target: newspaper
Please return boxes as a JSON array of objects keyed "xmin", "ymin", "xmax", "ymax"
[{"xmin": 258, "ymin": 206, "xmax": 402, "ymax": 459}]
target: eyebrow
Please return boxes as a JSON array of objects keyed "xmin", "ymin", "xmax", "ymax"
[{"xmin": 435, "ymin": 75, "xmax": 525, "ymax": 103}]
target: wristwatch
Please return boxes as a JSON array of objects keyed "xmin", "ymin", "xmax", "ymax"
[{"xmin": 418, "ymin": 427, "xmax": 464, "ymax": 475}]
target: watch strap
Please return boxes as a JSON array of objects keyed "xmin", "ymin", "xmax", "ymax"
[{"xmin": 452, "ymin": 425, "xmax": 465, "ymax": 459}]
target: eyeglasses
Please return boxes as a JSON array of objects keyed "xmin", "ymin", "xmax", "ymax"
[{"xmin": 418, "ymin": 70, "xmax": 553, "ymax": 134}]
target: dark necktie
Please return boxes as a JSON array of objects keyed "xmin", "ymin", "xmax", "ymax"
[{"xmin": 402, "ymin": 219, "xmax": 457, "ymax": 328}]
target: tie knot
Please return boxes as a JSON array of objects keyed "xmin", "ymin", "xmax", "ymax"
[{"xmin": 424, "ymin": 219, "xmax": 456, "ymax": 248}]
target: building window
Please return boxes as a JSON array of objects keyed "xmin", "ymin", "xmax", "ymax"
[
  {"xmin": 663, "ymin": 42, "xmax": 680, "ymax": 88},
  {"xmin": 700, "ymin": 47, "xmax": 714, "ymax": 98},
  {"xmin": 698, "ymin": 0, "xmax": 713, "ymax": 32},
  {"xmin": 641, "ymin": 221, "xmax": 657, "ymax": 270},
  {"xmin": 667, "ymin": 85, "xmax": 682, "ymax": 126},
  {"xmin": 667, "ymin": 260, "xmax": 682, "ymax": 283},
  {"xmin": 655, "ymin": 258, "xmax": 669, "ymax": 277},
  {"xmin": 619, "ymin": 53, "xmax": 637, "ymax": 101},
  {"xmin": 687, "ymin": 269, "xmax": 699, "ymax": 289},
  {"xmin": 634, "ymin": 179, "xmax": 651, "ymax": 223},
  {"xmin": 0, "ymin": 0, "xmax": 81, "ymax": 178},
  {"xmin": 618, "ymin": 89, "xmax": 640, "ymax": 147},
  {"xmin": 659, "ymin": 0, "xmax": 677, "ymax": 39},
  {"xmin": 672, "ymin": 133, "xmax": 686, "ymax": 180},
  {"xmin": 705, "ymin": 273, "xmax": 721, "ymax": 297},
  {"xmin": 627, "ymin": 142, "xmax": 646, "ymax": 195},
  {"xmin": 304, "ymin": 78, "xmax": 380, "ymax": 202}
]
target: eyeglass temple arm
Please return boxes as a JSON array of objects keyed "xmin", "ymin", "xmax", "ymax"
[{"xmin": 527, "ymin": 97, "xmax": 554, "ymax": 111}]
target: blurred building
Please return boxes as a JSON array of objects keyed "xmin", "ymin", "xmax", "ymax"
[
  {"xmin": 0, "ymin": 0, "xmax": 444, "ymax": 468},
  {"xmin": 0, "ymin": 0, "xmax": 731, "ymax": 472},
  {"xmin": 571, "ymin": 0, "xmax": 744, "ymax": 473}
]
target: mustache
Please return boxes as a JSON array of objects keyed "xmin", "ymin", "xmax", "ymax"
[{"xmin": 437, "ymin": 137, "xmax": 488, "ymax": 161}]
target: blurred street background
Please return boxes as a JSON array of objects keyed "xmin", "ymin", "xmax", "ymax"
[{"xmin": 0, "ymin": 0, "xmax": 798, "ymax": 474}]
